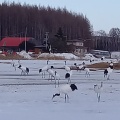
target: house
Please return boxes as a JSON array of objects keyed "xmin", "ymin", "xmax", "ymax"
[
  {"xmin": 66, "ymin": 39, "xmax": 87, "ymax": 56},
  {"xmin": 34, "ymin": 45, "xmax": 49, "ymax": 54},
  {"xmin": 0, "ymin": 37, "xmax": 37, "ymax": 53}
]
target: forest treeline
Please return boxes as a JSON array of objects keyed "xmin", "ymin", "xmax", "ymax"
[
  {"xmin": 1, "ymin": 2, "xmax": 120, "ymax": 52},
  {"xmin": 0, "ymin": 2, "xmax": 92, "ymax": 52},
  {"xmin": 93, "ymin": 28, "xmax": 120, "ymax": 51}
]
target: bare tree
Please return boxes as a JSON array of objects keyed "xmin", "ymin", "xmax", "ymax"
[
  {"xmin": 0, "ymin": 2, "xmax": 92, "ymax": 52},
  {"xmin": 109, "ymin": 28, "xmax": 120, "ymax": 38}
]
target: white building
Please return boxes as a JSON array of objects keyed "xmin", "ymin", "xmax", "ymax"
[{"xmin": 67, "ymin": 40, "xmax": 87, "ymax": 56}]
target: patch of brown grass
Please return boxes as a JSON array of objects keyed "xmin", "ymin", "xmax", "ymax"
[
  {"xmin": 87, "ymin": 62, "xmax": 109, "ymax": 68},
  {"xmin": 0, "ymin": 54, "xmax": 27, "ymax": 60},
  {"xmin": 113, "ymin": 63, "xmax": 120, "ymax": 70},
  {"xmin": 87, "ymin": 62, "xmax": 120, "ymax": 70},
  {"xmin": 37, "ymin": 56, "xmax": 66, "ymax": 60}
]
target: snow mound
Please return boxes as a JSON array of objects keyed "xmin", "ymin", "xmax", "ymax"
[
  {"xmin": 111, "ymin": 52, "xmax": 120, "ymax": 59},
  {"xmin": 55, "ymin": 53, "xmax": 79, "ymax": 59},
  {"xmin": 17, "ymin": 51, "xmax": 33, "ymax": 59},
  {"xmin": 83, "ymin": 53, "xmax": 97, "ymax": 60},
  {"xmin": 38, "ymin": 53, "xmax": 79, "ymax": 59}
]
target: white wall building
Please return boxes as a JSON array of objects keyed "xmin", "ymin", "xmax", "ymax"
[{"xmin": 67, "ymin": 40, "xmax": 87, "ymax": 56}]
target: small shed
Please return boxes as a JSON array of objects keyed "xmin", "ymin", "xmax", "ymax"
[{"xmin": 34, "ymin": 45, "xmax": 49, "ymax": 54}]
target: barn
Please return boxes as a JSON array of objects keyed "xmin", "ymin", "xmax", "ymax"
[{"xmin": 0, "ymin": 37, "xmax": 37, "ymax": 52}]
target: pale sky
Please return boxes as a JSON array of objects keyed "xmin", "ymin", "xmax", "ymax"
[{"xmin": 0, "ymin": 0, "xmax": 120, "ymax": 33}]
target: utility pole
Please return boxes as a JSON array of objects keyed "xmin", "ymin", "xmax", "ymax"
[
  {"xmin": 44, "ymin": 32, "xmax": 49, "ymax": 50},
  {"xmin": 25, "ymin": 27, "xmax": 27, "ymax": 52}
]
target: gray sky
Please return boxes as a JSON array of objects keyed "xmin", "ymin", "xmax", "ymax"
[{"xmin": 0, "ymin": 0, "xmax": 120, "ymax": 33}]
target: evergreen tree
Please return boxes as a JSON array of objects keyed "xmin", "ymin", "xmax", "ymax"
[{"xmin": 53, "ymin": 27, "xmax": 67, "ymax": 52}]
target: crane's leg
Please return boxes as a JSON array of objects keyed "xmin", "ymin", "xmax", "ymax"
[
  {"xmin": 67, "ymin": 94, "xmax": 69, "ymax": 102},
  {"xmin": 42, "ymin": 72, "xmax": 43, "ymax": 78},
  {"xmin": 65, "ymin": 94, "xmax": 67, "ymax": 102},
  {"xmin": 55, "ymin": 78, "xmax": 56, "ymax": 88},
  {"xmin": 107, "ymin": 75, "xmax": 110, "ymax": 80},
  {"xmin": 43, "ymin": 72, "xmax": 45, "ymax": 78},
  {"xmin": 98, "ymin": 94, "xmax": 100, "ymax": 102},
  {"xmin": 58, "ymin": 79, "xmax": 59, "ymax": 87}
]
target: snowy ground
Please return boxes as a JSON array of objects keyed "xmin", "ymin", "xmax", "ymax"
[{"xmin": 0, "ymin": 59, "xmax": 120, "ymax": 120}]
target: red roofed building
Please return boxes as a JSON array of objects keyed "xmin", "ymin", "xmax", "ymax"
[{"xmin": 0, "ymin": 37, "xmax": 37, "ymax": 52}]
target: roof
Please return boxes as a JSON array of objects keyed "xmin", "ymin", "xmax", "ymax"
[
  {"xmin": 34, "ymin": 45, "xmax": 46, "ymax": 48},
  {"xmin": 67, "ymin": 39, "xmax": 84, "ymax": 42},
  {"xmin": 0, "ymin": 37, "xmax": 33, "ymax": 47}
]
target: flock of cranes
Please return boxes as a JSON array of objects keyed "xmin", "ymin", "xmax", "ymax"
[{"xmin": 10, "ymin": 59, "xmax": 114, "ymax": 102}]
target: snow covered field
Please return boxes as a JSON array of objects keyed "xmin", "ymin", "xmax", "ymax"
[{"xmin": 0, "ymin": 59, "xmax": 120, "ymax": 120}]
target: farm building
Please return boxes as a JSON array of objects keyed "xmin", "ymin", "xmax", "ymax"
[
  {"xmin": 0, "ymin": 37, "xmax": 37, "ymax": 53},
  {"xmin": 66, "ymin": 39, "xmax": 87, "ymax": 56}
]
